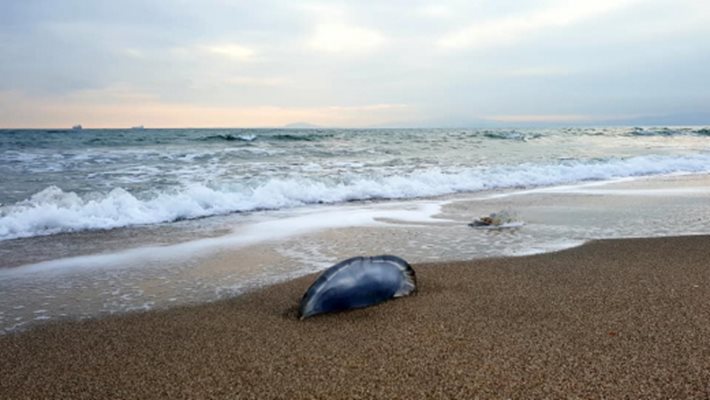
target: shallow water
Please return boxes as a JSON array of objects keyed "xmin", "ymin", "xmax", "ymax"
[{"xmin": 2, "ymin": 174, "xmax": 710, "ymax": 334}]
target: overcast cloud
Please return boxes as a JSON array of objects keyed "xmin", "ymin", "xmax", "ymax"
[{"xmin": 1, "ymin": 0, "xmax": 709, "ymax": 127}]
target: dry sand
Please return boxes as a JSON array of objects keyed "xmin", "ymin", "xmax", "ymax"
[{"xmin": 1, "ymin": 235, "xmax": 710, "ymax": 399}]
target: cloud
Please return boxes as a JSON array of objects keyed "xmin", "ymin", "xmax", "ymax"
[
  {"xmin": 120, "ymin": 48, "xmax": 145, "ymax": 59},
  {"xmin": 416, "ymin": 5, "xmax": 454, "ymax": 19},
  {"xmin": 308, "ymin": 22, "xmax": 385, "ymax": 54},
  {"xmin": 223, "ymin": 76, "xmax": 288, "ymax": 87},
  {"xmin": 498, "ymin": 67, "xmax": 570, "ymax": 77},
  {"xmin": 302, "ymin": 3, "xmax": 386, "ymax": 54},
  {"xmin": 1, "ymin": 0, "xmax": 708, "ymax": 127},
  {"xmin": 438, "ymin": 0, "xmax": 636, "ymax": 49},
  {"xmin": 202, "ymin": 43, "xmax": 256, "ymax": 61}
]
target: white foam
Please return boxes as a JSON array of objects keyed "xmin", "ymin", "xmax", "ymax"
[
  {"xmin": 505, "ymin": 239, "xmax": 588, "ymax": 256},
  {"xmin": 2, "ymin": 154, "xmax": 710, "ymax": 241},
  {"xmin": 1, "ymin": 201, "xmax": 445, "ymax": 276}
]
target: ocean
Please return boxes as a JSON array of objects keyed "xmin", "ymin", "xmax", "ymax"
[
  {"xmin": 2, "ymin": 126, "xmax": 710, "ymax": 333},
  {"xmin": 3, "ymin": 126, "xmax": 710, "ymax": 242}
]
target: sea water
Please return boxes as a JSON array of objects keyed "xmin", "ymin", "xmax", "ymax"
[
  {"xmin": 3, "ymin": 127, "xmax": 710, "ymax": 243},
  {"xmin": 1, "ymin": 127, "xmax": 710, "ymax": 333}
]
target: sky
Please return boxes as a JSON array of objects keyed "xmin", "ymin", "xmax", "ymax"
[{"xmin": 1, "ymin": 0, "xmax": 709, "ymax": 128}]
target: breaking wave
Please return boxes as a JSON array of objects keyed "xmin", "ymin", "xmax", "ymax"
[
  {"xmin": 200, "ymin": 134, "xmax": 257, "ymax": 142},
  {"xmin": 482, "ymin": 130, "xmax": 541, "ymax": 141},
  {"xmin": 2, "ymin": 154, "xmax": 710, "ymax": 241},
  {"xmin": 196, "ymin": 132, "xmax": 335, "ymax": 142},
  {"xmin": 627, "ymin": 127, "xmax": 710, "ymax": 136},
  {"xmin": 271, "ymin": 133, "xmax": 334, "ymax": 141}
]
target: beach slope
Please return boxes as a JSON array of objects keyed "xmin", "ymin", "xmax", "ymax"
[{"xmin": 2, "ymin": 235, "xmax": 709, "ymax": 398}]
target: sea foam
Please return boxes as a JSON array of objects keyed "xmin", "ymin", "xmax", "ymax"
[{"xmin": 1, "ymin": 154, "xmax": 710, "ymax": 241}]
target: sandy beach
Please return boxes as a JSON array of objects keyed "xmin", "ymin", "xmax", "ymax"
[
  {"xmin": 3, "ymin": 0, "xmax": 710, "ymax": 398},
  {"xmin": 2, "ymin": 235, "xmax": 709, "ymax": 399}
]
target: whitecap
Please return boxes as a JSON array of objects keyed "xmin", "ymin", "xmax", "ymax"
[{"xmin": 2, "ymin": 154, "xmax": 710, "ymax": 241}]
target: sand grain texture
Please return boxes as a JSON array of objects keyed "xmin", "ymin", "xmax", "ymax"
[{"xmin": 2, "ymin": 236, "xmax": 710, "ymax": 399}]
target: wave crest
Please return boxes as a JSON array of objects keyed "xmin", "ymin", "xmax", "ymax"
[
  {"xmin": 2, "ymin": 154, "xmax": 710, "ymax": 240},
  {"xmin": 628, "ymin": 127, "xmax": 710, "ymax": 137},
  {"xmin": 200, "ymin": 134, "xmax": 257, "ymax": 142}
]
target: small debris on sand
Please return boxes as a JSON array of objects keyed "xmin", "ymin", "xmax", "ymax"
[{"xmin": 468, "ymin": 210, "xmax": 522, "ymax": 228}]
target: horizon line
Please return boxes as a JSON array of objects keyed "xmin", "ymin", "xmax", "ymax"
[{"xmin": 1, "ymin": 123, "xmax": 710, "ymax": 130}]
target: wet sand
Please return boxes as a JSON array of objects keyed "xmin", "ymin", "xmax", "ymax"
[
  {"xmin": 2, "ymin": 235, "xmax": 710, "ymax": 398},
  {"xmin": 4, "ymin": 173, "xmax": 710, "ymax": 332}
]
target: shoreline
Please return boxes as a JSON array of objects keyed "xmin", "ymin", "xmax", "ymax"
[
  {"xmin": 3, "ymin": 172, "xmax": 710, "ymax": 335},
  {"xmin": 2, "ymin": 235, "xmax": 709, "ymax": 398},
  {"xmin": 4, "ymin": 170, "xmax": 710, "ymax": 269}
]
